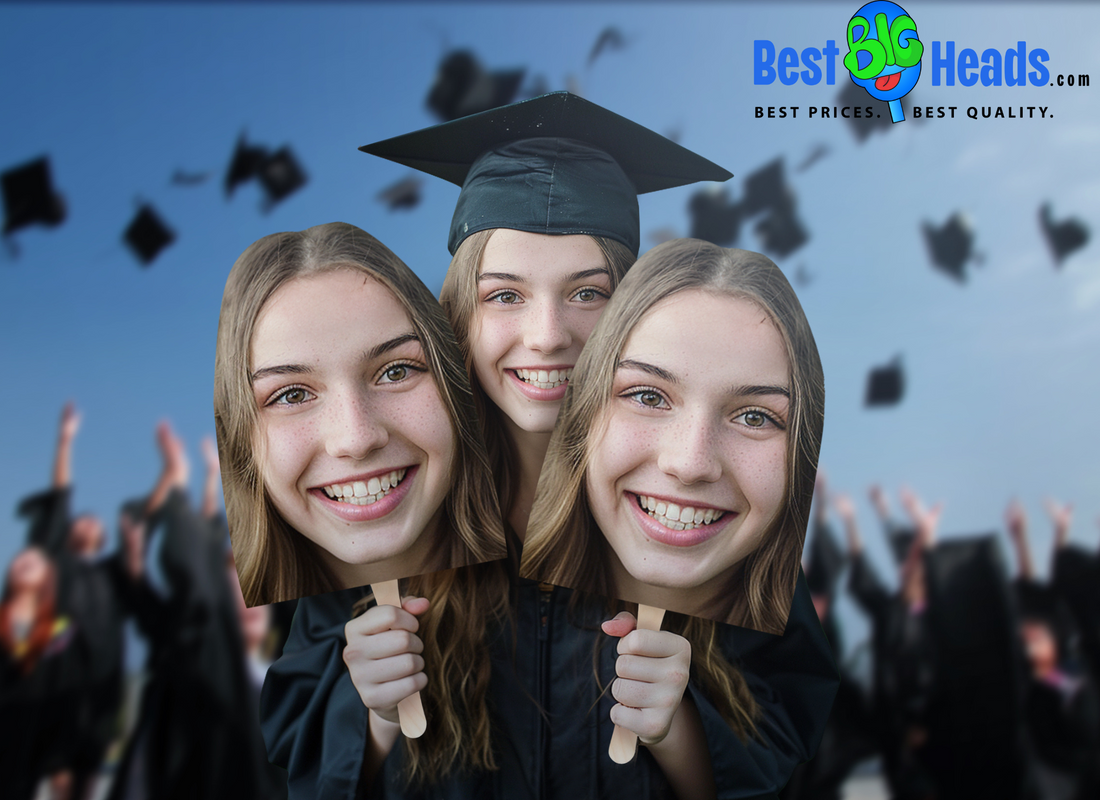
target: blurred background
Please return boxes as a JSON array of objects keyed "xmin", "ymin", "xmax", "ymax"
[{"xmin": 2, "ymin": 3, "xmax": 1097, "ymax": 798}]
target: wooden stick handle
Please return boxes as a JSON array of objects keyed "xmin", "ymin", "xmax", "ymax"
[
  {"xmin": 371, "ymin": 580, "xmax": 427, "ymax": 739},
  {"xmin": 608, "ymin": 604, "xmax": 666, "ymax": 764}
]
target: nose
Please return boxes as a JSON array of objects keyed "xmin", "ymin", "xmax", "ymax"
[
  {"xmin": 323, "ymin": 387, "xmax": 389, "ymax": 460},
  {"xmin": 656, "ymin": 411, "xmax": 723, "ymax": 485},
  {"xmin": 522, "ymin": 298, "xmax": 573, "ymax": 354}
]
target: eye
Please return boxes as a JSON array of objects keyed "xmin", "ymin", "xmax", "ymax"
[
  {"xmin": 487, "ymin": 290, "xmax": 521, "ymax": 305},
  {"xmin": 377, "ymin": 360, "xmax": 426, "ymax": 385},
  {"xmin": 572, "ymin": 286, "xmax": 609, "ymax": 303},
  {"xmin": 733, "ymin": 407, "xmax": 784, "ymax": 431},
  {"xmin": 267, "ymin": 385, "xmax": 315, "ymax": 407},
  {"xmin": 621, "ymin": 387, "xmax": 670, "ymax": 409}
]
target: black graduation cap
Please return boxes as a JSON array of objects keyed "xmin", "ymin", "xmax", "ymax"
[
  {"xmin": 123, "ymin": 204, "xmax": 175, "ymax": 266},
  {"xmin": 256, "ymin": 147, "xmax": 307, "ymax": 212},
  {"xmin": 865, "ymin": 355, "xmax": 904, "ymax": 407},
  {"xmin": 224, "ymin": 133, "xmax": 270, "ymax": 198},
  {"xmin": 426, "ymin": 49, "xmax": 526, "ymax": 123},
  {"xmin": 837, "ymin": 81, "xmax": 915, "ymax": 143},
  {"xmin": 806, "ymin": 520, "xmax": 846, "ymax": 596},
  {"xmin": 741, "ymin": 158, "xmax": 788, "ymax": 218},
  {"xmin": 688, "ymin": 187, "xmax": 741, "ymax": 247},
  {"xmin": 2, "ymin": 156, "xmax": 66, "ymax": 236},
  {"xmin": 362, "ymin": 91, "xmax": 733, "ymax": 256},
  {"xmin": 587, "ymin": 26, "xmax": 627, "ymax": 68},
  {"xmin": 922, "ymin": 212, "xmax": 977, "ymax": 283},
  {"xmin": 885, "ymin": 521, "xmax": 917, "ymax": 564},
  {"xmin": 376, "ymin": 175, "xmax": 424, "ymax": 212},
  {"xmin": 754, "ymin": 203, "xmax": 808, "ymax": 259},
  {"xmin": 1039, "ymin": 203, "xmax": 1089, "ymax": 266},
  {"xmin": 796, "ymin": 143, "xmax": 829, "ymax": 173}
]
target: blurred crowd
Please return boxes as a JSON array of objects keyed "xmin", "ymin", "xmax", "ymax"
[{"xmin": 2, "ymin": 405, "xmax": 1098, "ymax": 800}]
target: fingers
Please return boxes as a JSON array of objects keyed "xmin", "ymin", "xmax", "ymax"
[
  {"xmin": 601, "ymin": 610, "xmax": 637, "ymax": 639},
  {"xmin": 344, "ymin": 598, "xmax": 430, "ymax": 719}
]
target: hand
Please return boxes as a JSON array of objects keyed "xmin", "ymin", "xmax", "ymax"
[
  {"xmin": 59, "ymin": 401, "xmax": 81, "ymax": 441},
  {"xmin": 1005, "ymin": 499, "xmax": 1028, "ymax": 540},
  {"xmin": 343, "ymin": 596, "xmax": 429, "ymax": 726},
  {"xmin": 202, "ymin": 436, "xmax": 221, "ymax": 478},
  {"xmin": 1043, "ymin": 498, "xmax": 1073, "ymax": 549},
  {"xmin": 899, "ymin": 487, "xmax": 941, "ymax": 549},
  {"xmin": 834, "ymin": 493, "xmax": 856, "ymax": 523},
  {"xmin": 601, "ymin": 611, "xmax": 691, "ymax": 747},
  {"xmin": 869, "ymin": 484, "xmax": 890, "ymax": 521}
]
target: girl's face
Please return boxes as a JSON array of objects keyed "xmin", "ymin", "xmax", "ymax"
[
  {"xmin": 470, "ymin": 230, "xmax": 612, "ymax": 435},
  {"xmin": 8, "ymin": 548, "xmax": 49, "ymax": 593},
  {"xmin": 250, "ymin": 269, "xmax": 455, "ymax": 585},
  {"xmin": 584, "ymin": 290, "xmax": 790, "ymax": 614}
]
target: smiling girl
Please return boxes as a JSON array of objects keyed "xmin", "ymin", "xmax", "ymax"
[
  {"xmin": 521, "ymin": 238, "xmax": 825, "ymax": 634},
  {"xmin": 214, "ymin": 222, "xmax": 506, "ymax": 606}
]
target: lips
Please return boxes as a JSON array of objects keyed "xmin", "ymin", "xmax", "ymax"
[
  {"xmin": 626, "ymin": 491, "xmax": 736, "ymax": 548},
  {"xmin": 309, "ymin": 464, "xmax": 418, "ymax": 522},
  {"xmin": 506, "ymin": 366, "xmax": 571, "ymax": 401},
  {"xmin": 875, "ymin": 71, "xmax": 902, "ymax": 91}
]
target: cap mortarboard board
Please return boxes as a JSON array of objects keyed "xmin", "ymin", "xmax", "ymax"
[
  {"xmin": 838, "ymin": 81, "xmax": 913, "ymax": 142},
  {"xmin": 124, "ymin": 204, "xmax": 175, "ymax": 266},
  {"xmin": 257, "ymin": 147, "xmax": 307, "ymax": 210},
  {"xmin": 1039, "ymin": 202, "xmax": 1089, "ymax": 266},
  {"xmin": 361, "ymin": 91, "xmax": 733, "ymax": 256},
  {"xmin": 377, "ymin": 175, "xmax": 424, "ymax": 212},
  {"xmin": 865, "ymin": 355, "xmax": 904, "ymax": 407},
  {"xmin": 922, "ymin": 212, "xmax": 975, "ymax": 283},
  {"xmin": 2, "ymin": 156, "xmax": 66, "ymax": 235},
  {"xmin": 427, "ymin": 50, "xmax": 525, "ymax": 123},
  {"xmin": 688, "ymin": 186, "xmax": 741, "ymax": 247},
  {"xmin": 806, "ymin": 520, "xmax": 847, "ymax": 596},
  {"xmin": 587, "ymin": 27, "xmax": 627, "ymax": 69},
  {"xmin": 224, "ymin": 133, "xmax": 269, "ymax": 197},
  {"xmin": 741, "ymin": 158, "xmax": 789, "ymax": 218},
  {"xmin": 754, "ymin": 203, "xmax": 808, "ymax": 259}
]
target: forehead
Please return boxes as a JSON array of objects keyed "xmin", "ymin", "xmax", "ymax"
[
  {"xmin": 479, "ymin": 229, "xmax": 606, "ymax": 278},
  {"xmin": 251, "ymin": 269, "xmax": 412, "ymax": 365},
  {"xmin": 621, "ymin": 289, "xmax": 789, "ymax": 384}
]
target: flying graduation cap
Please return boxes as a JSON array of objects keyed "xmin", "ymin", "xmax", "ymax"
[
  {"xmin": 2, "ymin": 156, "xmax": 66, "ymax": 237},
  {"xmin": 426, "ymin": 50, "xmax": 526, "ymax": 123},
  {"xmin": 377, "ymin": 176, "xmax": 424, "ymax": 212},
  {"xmin": 587, "ymin": 26, "xmax": 627, "ymax": 69},
  {"xmin": 224, "ymin": 133, "xmax": 269, "ymax": 197},
  {"xmin": 1039, "ymin": 202, "xmax": 1089, "ymax": 266},
  {"xmin": 124, "ymin": 204, "xmax": 175, "ymax": 266},
  {"xmin": 865, "ymin": 354, "xmax": 904, "ymax": 407},
  {"xmin": 256, "ymin": 147, "xmax": 308, "ymax": 212},
  {"xmin": 688, "ymin": 187, "xmax": 741, "ymax": 247},
  {"xmin": 740, "ymin": 158, "xmax": 809, "ymax": 259},
  {"xmin": 922, "ymin": 212, "xmax": 977, "ymax": 283},
  {"xmin": 837, "ymin": 81, "xmax": 914, "ymax": 143},
  {"xmin": 362, "ymin": 91, "xmax": 733, "ymax": 256}
]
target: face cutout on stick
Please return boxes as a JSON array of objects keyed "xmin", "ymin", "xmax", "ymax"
[{"xmin": 520, "ymin": 239, "xmax": 822, "ymax": 634}]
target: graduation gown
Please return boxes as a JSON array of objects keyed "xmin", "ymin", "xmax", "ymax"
[
  {"xmin": 107, "ymin": 489, "xmax": 287, "ymax": 800},
  {"xmin": 261, "ymin": 568, "xmax": 837, "ymax": 800}
]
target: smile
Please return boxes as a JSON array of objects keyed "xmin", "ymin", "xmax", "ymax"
[
  {"xmin": 321, "ymin": 468, "xmax": 408, "ymax": 506},
  {"xmin": 512, "ymin": 367, "xmax": 572, "ymax": 389},
  {"xmin": 635, "ymin": 493, "xmax": 729, "ymax": 531}
]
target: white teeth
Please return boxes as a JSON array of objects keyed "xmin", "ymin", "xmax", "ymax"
[
  {"xmin": 322, "ymin": 469, "xmax": 408, "ymax": 506},
  {"xmin": 515, "ymin": 367, "xmax": 572, "ymax": 389},
  {"xmin": 636, "ymin": 494, "xmax": 727, "ymax": 531}
]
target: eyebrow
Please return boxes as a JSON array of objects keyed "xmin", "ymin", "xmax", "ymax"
[
  {"xmin": 616, "ymin": 359, "xmax": 791, "ymax": 399},
  {"xmin": 250, "ymin": 332, "xmax": 420, "ymax": 383},
  {"xmin": 732, "ymin": 384, "xmax": 791, "ymax": 399},
  {"xmin": 477, "ymin": 267, "xmax": 612, "ymax": 283},
  {"xmin": 616, "ymin": 358, "xmax": 677, "ymax": 384}
]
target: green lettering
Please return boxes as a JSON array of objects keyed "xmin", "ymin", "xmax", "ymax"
[
  {"xmin": 890, "ymin": 15, "xmax": 923, "ymax": 68},
  {"xmin": 876, "ymin": 14, "xmax": 895, "ymax": 66},
  {"xmin": 844, "ymin": 15, "xmax": 886, "ymax": 79}
]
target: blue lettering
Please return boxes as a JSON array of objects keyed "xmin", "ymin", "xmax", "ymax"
[
  {"xmin": 981, "ymin": 48, "xmax": 1002, "ymax": 86},
  {"xmin": 958, "ymin": 48, "xmax": 978, "ymax": 86},
  {"xmin": 822, "ymin": 39, "xmax": 839, "ymax": 85},
  {"xmin": 778, "ymin": 47, "xmax": 799, "ymax": 85},
  {"xmin": 1028, "ymin": 48, "xmax": 1050, "ymax": 86},
  {"xmin": 932, "ymin": 40, "xmax": 954, "ymax": 86},
  {"xmin": 1005, "ymin": 42, "xmax": 1027, "ymax": 86},
  {"xmin": 755, "ymin": 40, "xmax": 776, "ymax": 85},
  {"xmin": 801, "ymin": 47, "xmax": 822, "ymax": 85}
]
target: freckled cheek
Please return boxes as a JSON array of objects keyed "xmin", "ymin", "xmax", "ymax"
[
  {"xmin": 472, "ymin": 315, "xmax": 522, "ymax": 367},
  {"xmin": 382, "ymin": 389, "xmax": 456, "ymax": 471},
  {"xmin": 728, "ymin": 440, "xmax": 787, "ymax": 516},
  {"xmin": 260, "ymin": 417, "xmax": 322, "ymax": 494},
  {"xmin": 565, "ymin": 307, "xmax": 603, "ymax": 348},
  {"xmin": 588, "ymin": 412, "xmax": 653, "ymax": 493}
]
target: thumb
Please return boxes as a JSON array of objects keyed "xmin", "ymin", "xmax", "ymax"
[{"xmin": 601, "ymin": 610, "xmax": 637, "ymax": 639}]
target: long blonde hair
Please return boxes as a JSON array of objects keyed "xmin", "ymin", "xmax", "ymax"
[
  {"xmin": 522, "ymin": 238, "xmax": 825, "ymax": 635},
  {"xmin": 214, "ymin": 222, "xmax": 506, "ymax": 606},
  {"xmin": 438, "ymin": 228, "xmax": 637, "ymax": 515}
]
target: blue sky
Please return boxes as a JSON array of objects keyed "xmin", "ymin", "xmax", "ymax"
[{"xmin": 3, "ymin": 3, "xmax": 1097, "ymax": 655}]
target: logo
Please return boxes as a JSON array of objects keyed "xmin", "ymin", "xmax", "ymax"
[{"xmin": 844, "ymin": 1, "xmax": 923, "ymax": 123}]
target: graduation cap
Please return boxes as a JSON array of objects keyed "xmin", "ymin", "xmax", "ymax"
[
  {"xmin": 256, "ymin": 147, "xmax": 307, "ymax": 212},
  {"xmin": 865, "ymin": 355, "xmax": 904, "ymax": 407},
  {"xmin": 2, "ymin": 156, "xmax": 66, "ymax": 236},
  {"xmin": 123, "ymin": 204, "xmax": 175, "ymax": 266},
  {"xmin": 754, "ymin": 203, "xmax": 808, "ymax": 259},
  {"xmin": 171, "ymin": 169, "xmax": 211, "ymax": 187},
  {"xmin": 1039, "ymin": 203, "xmax": 1089, "ymax": 266},
  {"xmin": 376, "ymin": 175, "xmax": 424, "ymax": 212},
  {"xmin": 806, "ymin": 520, "xmax": 846, "ymax": 596},
  {"xmin": 837, "ymin": 81, "xmax": 914, "ymax": 143},
  {"xmin": 587, "ymin": 26, "xmax": 627, "ymax": 68},
  {"xmin": 224, "ymin": 133, "xmax": 269, "ymax": 197},
  {"xmin": 426, "ymin": 49, "xmax": 526, "ymax": 123},
  {"xmin": 741, "ymin": 158, "xmax": 789, "ymax": 218},
  {"xmin": 688, "ymin": 187, "xmax": 741, "ymax": 247},
  {"xmin": 922, "ymin": 212, "xmax": 977, "ymax": 283},
  {"xmin": 362, "ymin": 91, "xmax": 733, "ymax": 256},
  {"xmin": 796, "ymin": 143, "xmax": 829, "ymax": 173}
]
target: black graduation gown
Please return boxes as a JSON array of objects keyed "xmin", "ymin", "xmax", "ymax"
[
  {"xmin": 107, "ymin": 489, "xmax": 287, "ymax": 800},
  {"xmin": 17, "ymin": 485, "xmax": 134, "ymax": 785},
  {"xmin": 261, "ymin": 568, "xmax": 837, "ymax": 800}
]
